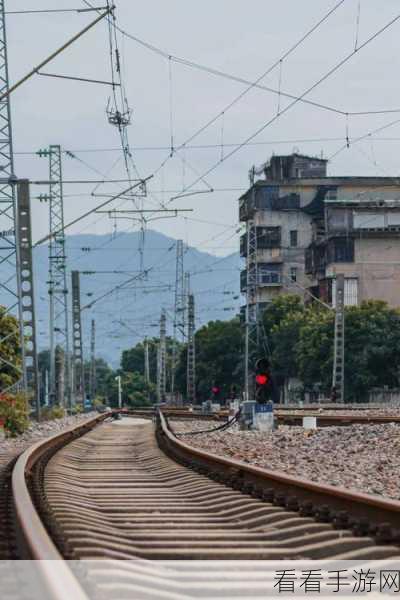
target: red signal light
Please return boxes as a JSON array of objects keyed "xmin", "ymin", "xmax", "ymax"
[
  {"xmin": 255, "ymin": 374, "xmax": 269, "ymax": 386},
  {"xmin": 212, "ymin": 386, "xmax": 220, "ymax": 394}
]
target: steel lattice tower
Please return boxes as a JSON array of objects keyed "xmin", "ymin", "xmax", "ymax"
[
  {"xmin": 332, "ymin": 274, "xmax": 345, "ymax": 403},
  {"xmin": 46, "ymin": 145, "xmax": 70, "ymax": 406},
  {"xmin": 186, "ymin": 293, "xmax": 196, "ymax": 404},
  {"xmin": 157, "ymin": 309, "xmax": 166, "ymax": 403},
  {"xmin": 171, "ymin": 240, "xmax": 185, "ymax": 394},
  {"xmin": 89, "ymin": 319, "xmax": 96, "ymax": 401},
  {"xmin": 71, "ymin": 270, "xmax": 84, "ymax": 405},
  {"xmin": 0, "ymin": 1, "xmax": 25, "ymax": 394},
  {"xmin": 244, "ymin": 197, "xmax": 260, "ymax": 401}
]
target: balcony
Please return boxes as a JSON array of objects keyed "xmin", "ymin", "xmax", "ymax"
[
  {"xmin": 306, "ymin": 238, "xmax": 354, "ymax": 275},
  {"xmin": 239, "ymin": 185, "xmax": 300, "ymax": 221},
  {"xmin": 240, "ymin": 226, "xmax": 281, "ymax": 256},
  {"xmin": 241, "ymin": 264, "xmax": 282, "ymax": 291}
]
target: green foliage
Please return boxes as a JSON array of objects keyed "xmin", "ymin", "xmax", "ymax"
[
  {"xmin": 0, "ymin": 307, "xmax": 21, "ymax": 390},
  {"xmin": 104, "ymin": 369, "xmax": 154, "ymax": 408},
  {"xmin": 0, "ymin": 393, "xmax": 29, "ymax": 437},
  {"xmin": 70, "ymin": 404, "xmax": 83, "ymax": 415},
  {"xmin": 40, "ymin": 405, "xmax": 65, "ymax": 421},
  {"xmin": 263, "ymin": 295, "xmax": 400, "ymax": 402},
  {"xmin": 175, "ymin": 317, "xmax": 244, "ymax": 400},
  {"xmin": 92, "ymin": 396, "xmax": 106, "ymax": 408}
]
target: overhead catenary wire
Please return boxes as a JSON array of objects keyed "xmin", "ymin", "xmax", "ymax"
[{"xmin": 165, "ymin": 12, "xmax": 400, "ymax": 203}]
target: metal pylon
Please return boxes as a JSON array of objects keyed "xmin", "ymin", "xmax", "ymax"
[
  {"xmin": 0, "ymin": 1, "xmax": 25, "ymax": 395},
  {"xmin": 89, "ymin": 319, "xmax": 96, "ymax": 401},
  {"xmin": 245, "ymin": 210, "xmax": 259, "ymax": 401},
  {"xmin": 332, "ymin": 274, "xmax": 345, "ymax": 403},
  {"xmin": 157, "ymin": 309, "xmax": 166, "ymax": 403},
  {"xmin": 16, "ymin": 180, "xmax": 39, "ymax": 415},
  {"xmin": 71, "ymin": 271, "xmax": 84, "ymax": 405},
  {"xmin": 171, "ymin": 240, "xmax": 185, "ymax": 395},
  {"xmin": 186, "ymin": 293, "xmax": 196, "ymax": 404},
  {"xmin": 44, "ymin": 145, "xmax": 70, "ymax": 406}
]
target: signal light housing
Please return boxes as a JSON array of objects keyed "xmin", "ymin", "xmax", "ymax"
[{"xmin": 255, "ymin": 358, "xmax": 273, "ymax": 404}]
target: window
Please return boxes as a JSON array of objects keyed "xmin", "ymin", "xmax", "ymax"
[
  {"xmin": 290, "ymin": 267, "xmax": 297, "ymax": 282},
  {"xmin": 290, "ymin": 230, "xmax": 298, "ymax": 247},
  {"xmin": 258, "ymin": 263, "xmax": 281, "ymax": 284}
]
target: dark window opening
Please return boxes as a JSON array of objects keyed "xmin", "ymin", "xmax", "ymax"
[{"xmin": 290, "ymin": 230, "xmax": 298, "ymax": 247}]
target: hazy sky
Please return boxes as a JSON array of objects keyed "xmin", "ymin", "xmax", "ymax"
[{"xmin": 8, "ymin": 0, "xmax": 400, "ymax": 256}]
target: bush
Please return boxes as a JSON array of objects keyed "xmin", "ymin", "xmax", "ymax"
[
  {"xmin": 93, "ymin": 397, "xmax": 105, "ymax": 408},
  {"xmin": 40, "ymin": 405, "xmax": 65, "ymax": 421},
  {"xmin": 70, "ymin": 404, "xmax": 83, "ymax": 415},
  {"xmin": 0, "ymin": 393, "xmax": 29, "ymax": 437}
]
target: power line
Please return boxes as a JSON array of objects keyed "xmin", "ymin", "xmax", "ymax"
[
  {"xmin": 6, "ymin": 7, "xmax": 107, "ymax": 15},
  {"xmin": 81, "ymin": 0, "xmax": 400, "ymax": 119},
  {"xmin": 15, "ymin": 136, "xmax": 400, "ymax": 155},
  {"xmin": 166, "ymin": 12, "xmax": 400, "ymax": 202}
]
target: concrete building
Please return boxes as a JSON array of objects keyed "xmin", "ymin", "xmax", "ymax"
[
  {"xmin": 239, "ymin": 153, "xmax": 400, "ymax": 313},
  {"xmin": 306, "ymin": 186, "xmax": 400, "ymax": 308}
]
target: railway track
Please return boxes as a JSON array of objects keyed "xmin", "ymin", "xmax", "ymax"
[
  {"xmin": 125, "ymin": 407, "xmax": 400, "ymax": 427},
  {"xmin": 8, "ymin": 411, "xmax": 400, "ymax": 598}
]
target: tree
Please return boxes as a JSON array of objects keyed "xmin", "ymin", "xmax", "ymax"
[
  {"xmin": 176, "ymin": 317, "xmax": 244, "ymax": 402},
  {"xmin": 104, "ymin": 370, "xmax": 154, "ymax": 407},
  {"xmin": 121, "ymin": 337, "xmax": 183, "ymax": 392},
  {"xmin": 0, "ymin": 307, "xmax": 21, "ymax": 390}
]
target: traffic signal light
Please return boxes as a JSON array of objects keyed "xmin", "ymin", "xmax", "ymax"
[
  {"xmin": 255, "ymin": 358, "xmax": 272, "ymax": 404},
  {"xmin": 211, "ymin": 385, "xmax": 221, "ymax": 399}
]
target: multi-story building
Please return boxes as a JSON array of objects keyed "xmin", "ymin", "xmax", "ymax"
[
  {"xmin": 306, "ymin": 187, "xmax": 400, "ymax": 307},
  {"xmin": 239, "ymin": 153, "xmax": 400, "ymax": 314}
]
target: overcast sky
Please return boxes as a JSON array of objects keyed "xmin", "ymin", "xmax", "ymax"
[{"xmin": 8, "ymin": 0, "xmax": 400, "ymax": 256}]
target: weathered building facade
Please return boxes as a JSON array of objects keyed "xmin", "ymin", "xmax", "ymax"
[
  {"xmin": 305, "ymin": 183, "xmax": 400, "ymax": 308},
  {"xmin": 239, "ymin": 153, "xmax": 400, "ymax": 313}
]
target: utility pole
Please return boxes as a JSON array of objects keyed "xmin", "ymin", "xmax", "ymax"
[
  {"xmin": 157, "ymin": 309, "xmax": 167, "ymax": 403},
  {"xmin": 0, "ymin": 2, "xmax": 25, "ymax": 397},
  {"xmin": 55, "ymin": 346, "xmax": 65, "ymax": 407},
  {"xmin": 16, "ymin": 181, "xmax": 40, "ymax": 416},
  {"xmin": 171, "ymin": 240, "xmax": 185, "ymax": 395},
  {"xmin": 332, "ymin": 274, "xmax": 345, "ymax": 403},
  {"xmin": 144, "ymin": 337, "xmax": 150, "ymax": 402},
  {"xmin": 144, "ymin": 337, "xmax": 150, "ymax": 383},
  {"xmin": 39, "ymin": 145, "xmax": 70, "ymax": 407},
  {"xmin": 244, "ymin": 173, "xmax": 259, "ymax": 402},
  {"xmin": 115, "ymin": 375, "xmax": 122, "ymax": 408},
  {"xmin": 71, "ymin": 271, "xmax": 85, "ymax": 405},
  {"xmin": 186, "ymin": 293, "xmax": 196, "ymax": 404},
  {"xmin": 89, "ymin": 319, "xmax": 96, "ymax": 401},
  {"xmin": 44, "ymin": 369, "xmax": 49, "ymax": 406}
]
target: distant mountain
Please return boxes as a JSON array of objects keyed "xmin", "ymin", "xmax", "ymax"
[{"xmin": 29, "ymin": 230, "xmax": 241, "ymax": 366}]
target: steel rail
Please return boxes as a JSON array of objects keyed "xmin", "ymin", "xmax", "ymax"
[
  {"xmin": 11, "ymin": 413, "xmax": 108, "ymax": 599},
  {"xmin": 126, "ymin": 406, "xmax": 400, "ymax": 427},
  {"xmin": 158, "ymin": 412, "xmax": 400, "ymax": 540}
]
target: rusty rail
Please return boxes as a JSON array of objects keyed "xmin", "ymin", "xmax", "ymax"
[
  {"xmin": 157, "ymin": 411, "xmax": 400, "ymax": 542},
  {"xmin": 126, "ymin": 406, "xmax": 400, "ymax": 426},
  {"xmin": 11, "ymin": 413, "xmax": 108, "ymax": 600}
]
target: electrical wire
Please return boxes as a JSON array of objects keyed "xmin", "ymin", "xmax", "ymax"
[{"xmin": 165, "ymin": 12, "xmax": 400, "ymax": 203}]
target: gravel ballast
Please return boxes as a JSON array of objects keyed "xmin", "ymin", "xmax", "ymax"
[{"xmin": 172, "ymin": 419, "xmax": 400, "ymax": 500}]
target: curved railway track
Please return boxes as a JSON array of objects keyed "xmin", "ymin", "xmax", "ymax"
[
  {"xmin": 126, "ymin": 407, "xmax": 400, "ymax": 427},
  {"xmin": 7, "ymin": 411, "xmax": 400, "ymax": 598}
]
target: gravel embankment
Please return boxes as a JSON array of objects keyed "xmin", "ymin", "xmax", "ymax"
[
  {"xmin": 0, "ymin": 412, "xmax": 99, "ymax": 558},
  {"xmin": 276, "ymin": 407, "xmax": 400, "ymax": 417},
  {"xmin": 0, "ymin": 412, "xmax": 99, "ymax": 451},
  {"xmin": 172, "ymin": 419, "xmax": 400, "ymax": 500}
]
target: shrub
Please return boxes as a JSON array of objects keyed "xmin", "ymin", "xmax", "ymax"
[
  {"xmin": 40, "ymin": 405, "xmax": 65, "ymax": 421},
  {"xmin": 93, "ymin": 397, "xmax": 105, "ymax": 408},
  {"xmin": 0, "ymin": 393, "xmax": 29, "ymax": 437},
  {"xmin": 70, "ymin": 404, "xmax": 83, "ymax": 415}
]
